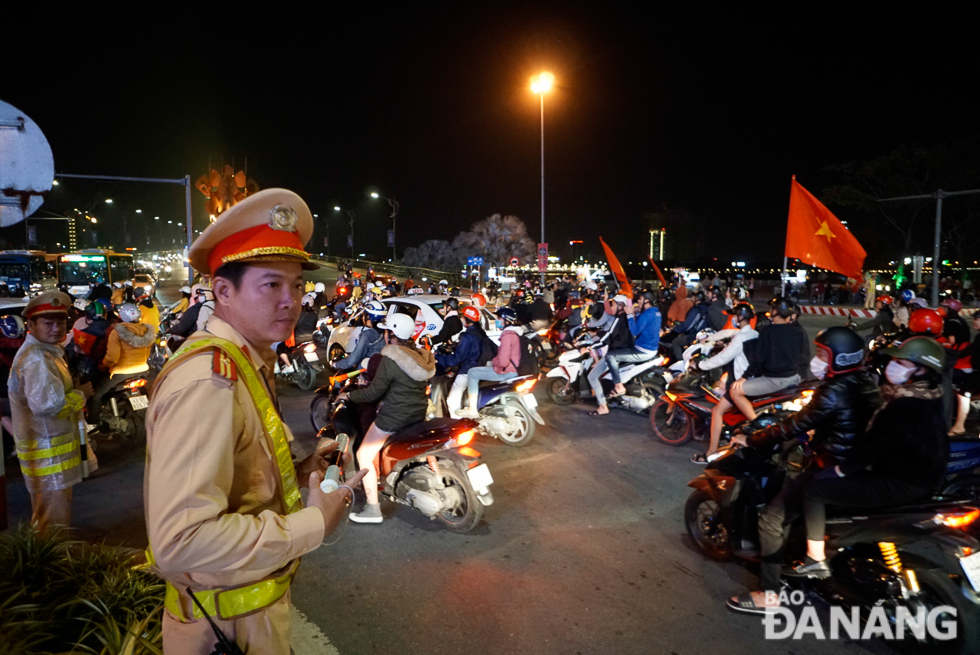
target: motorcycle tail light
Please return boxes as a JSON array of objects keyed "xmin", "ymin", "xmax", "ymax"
[
  {"xmin": 515, "ymin": 379, "xmax": 536, "ymax": 393},
  {"xmin": 537, "ymin": 328, "xmax": 549, "ymax": 336},
  {"xmin": 303, "ymin": 343, "xmax": 317, "ymax": 353},
  {"xmin": 124, "ymin": 378, "xmax": 147, "ymax": 389},
  {"xmin": 936, "ymin": 508, "xmax": 980, "ymax": 529},
  {"xmin": 456, "ymin": 429, "xmax": 475, "ymax": 446}
]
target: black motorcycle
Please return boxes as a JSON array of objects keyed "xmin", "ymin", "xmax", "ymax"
[
  {"xmin": 686, "ymin": 442, "xmax": 980, "ymax": 653},
  {"xmin": 99, "ymin": 375, "xmax": 150, "ymax": 444}
]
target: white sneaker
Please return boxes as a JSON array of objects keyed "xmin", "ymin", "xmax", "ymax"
[
  {"xmin": 457, "ymin": 408, "xmax": 481, "ymax": 419},
  {"xmin": 349, "ymin": 505, "xmax": 383, "ymax": 523},
  {"xmin": 281, "ymin": 364, "xmax": 295, "ymax": 375}
]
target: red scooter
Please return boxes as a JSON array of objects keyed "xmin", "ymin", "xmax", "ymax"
[
  {"xmin": 314, "ymin": 374, "xmax": 494, "ymax": 533},
  {"xmin": 650, "ymin": 354, "xmax": 816, "ymax": 447}
]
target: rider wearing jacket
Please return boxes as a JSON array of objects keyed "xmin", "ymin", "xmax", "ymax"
[
  {"xmin": 432, "ymin": 297, "xmax": 463, "ymax": 345},
  {"xmin": 788, "ymin": 336, "xmax": 949, "ymax": 580},
  {"xmin": 666, "ymin": 290, "xmax": 710, "ymax": 361},
  {"xmin": 435, "ymin": 306, "xmax": 489, "ymax": 418},
  {"xmin": 344, "ymin": 313, "xmax": 436, "ymax": 524},
  {"xmin": 728, "ymin": 327, "xmax": 880, "ymax": 612},
  {"xmin": 585, "ymin": 295, "xmax": 634, "ymax": 416},
  {"xmin": 334, "ymin": 301, "xmax": 387, "ymax": 371},
  {"xmin": 606, "ymin": 291, "xmax": 662, "ymax": 398},
  {"xmin": 462, "ymin": 307, "xmax": 522, "ymax": 417},
  {"xmin": 852, "ymin": 295, "xmax": 896, "ymax": 339}
]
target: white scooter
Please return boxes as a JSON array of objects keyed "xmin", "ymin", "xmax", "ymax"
[{"xmin": 545, "ymin": 335, "xmax": 669, "ymax": 414}]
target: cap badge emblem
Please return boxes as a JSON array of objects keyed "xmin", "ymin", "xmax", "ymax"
[{"xmin": 269, "ymin": 205, "xmax": 298, "ymax": 232}]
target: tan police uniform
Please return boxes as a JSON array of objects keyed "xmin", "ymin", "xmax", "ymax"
[
  {"xmin": 145, "ymin": 189, "xmax": 323, "ymax": 655},
  {"xmin": 8, "ymin": 291, "xmax": 85, "ymax": 530}
]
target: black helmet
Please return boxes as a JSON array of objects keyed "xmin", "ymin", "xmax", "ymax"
[
  {"xmin": 771, "ymin": 298, "xmax": 796, "ymax": 318},
  {"xmin": 445, "ymin": 297, "xmax": 459, "ymax": 311},
  {"xmin": 692, "ymin": 290, "xmax": 706, "ymax": 303},
  {"xmin": 707, "ymin": 285, "xmax": 721, "ymax": 299},
  {"xmin": 658, "ymin": 289, "xmax": 674, "ymax": 303},
  {"xmin": 449, "ymin": 286, "xmax": 461, "ymax": 297},
  {"xmin": 814, "ymin": 326, "xmax": 865, "ymax": 375},
  {"xmin": 496, "ymin": 307, "xmax": 519, "ymax": 324},
  {"xmin": 637, "ymin": 290, "xmax": 655, "ymax": 304},
  {"xmin": 727, "ymin": 302, "xmax": 755, "ymax": 322}
]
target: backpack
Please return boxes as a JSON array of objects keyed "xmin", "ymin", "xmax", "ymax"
[
  {"xmin": 513, "ymin": 334, "xmax": 541, "ymax": 377},
  {"xmin": 478, "ymin": 332, "xmax": 498, "ymax": 367}
]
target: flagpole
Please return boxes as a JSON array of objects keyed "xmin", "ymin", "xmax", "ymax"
[{"xmin": 781, "ymin": 256, "xmax": 788, "ymax": 298}]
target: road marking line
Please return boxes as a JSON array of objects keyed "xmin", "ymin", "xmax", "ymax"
[{"xmin": 291, "ymin": 606, "xmax": 340, "ymax": 655}]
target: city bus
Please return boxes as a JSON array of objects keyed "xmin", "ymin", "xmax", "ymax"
[
  {"xmin": 57, "ymin": 249, "xmax": 135, "ymax": 297},
  {"xmin": 0, "ymin": 250, "xmax": 57, "ymax": 297}
]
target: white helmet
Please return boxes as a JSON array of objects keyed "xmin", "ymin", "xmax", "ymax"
[
  {"xmin": 439, "ymin": 279, "xmax": 448, "ymax": 286},
  {"xmin": 314, "ymin": 282, "xmax": 326, "ymax": 293},
  {"xmin": 302, "ymin": 292, "xmax": 315, "ymax": 307},
  {"xmin": 118, "ymin": 303, "xmax": 141, "ymax": 323},
  {"xmin": 586, "ymin": 282, "xmax": 598, "ymax": 291},
  {"xmin": 124, "ymin": 280, "xmax": 133, "ymax": 287},
  {"xmin": 74, "ymin": 298, "xmax": 90, "ymax": 311},
  {"xmin": 191, "ymin": 283, "xmax": 213, "ymax": 299},
  {"xmin": 378, "ymin": 312, "xmax": 415, "ymax": 340},
  {"xmin": 180, "ymin": 285, "xmax": 191, "ymax": 294},
  {"xmin": 366, "ymin": 282, "xmax": 376, "ymax": 290}
]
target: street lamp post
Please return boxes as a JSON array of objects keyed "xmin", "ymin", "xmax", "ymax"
[
  {"xmin": 370, "ymin": 191, "xmax": 400, "ymax": 261},
  {"xmin": 531, "ymin": 71, "xmax": 554, "ymax": 285},
  {"xmin": 334, "ymin": 206, "xmax": 355, "ymax": 263}
]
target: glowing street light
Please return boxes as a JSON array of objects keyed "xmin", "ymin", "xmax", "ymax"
[
  {"xmin": 531, "ymin": 71, "xmax": 555, "ymax": 284},
  {"xmin": 105, "ymin": 198, "xmax": 113, "ymax": 204},
  {"xmin": 370, "ymin": 190, "xmax": 400, "ymax": 261}
]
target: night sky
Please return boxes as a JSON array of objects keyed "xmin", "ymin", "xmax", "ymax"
[{"xmin": 4, "ymin": 5, "xmax": 977, "ymax": 266}]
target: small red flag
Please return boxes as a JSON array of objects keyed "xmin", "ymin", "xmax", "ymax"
[
  {"xmin": 647, "ymin": 257, "xmax": 667, "ymax": 287},
  {"xmin": 599, "ymin": 237, "xmax": 632, "ymax": 297},
  {"xmin": 785, "ymin": 176, "xmax": 866, "ymax": 280}
]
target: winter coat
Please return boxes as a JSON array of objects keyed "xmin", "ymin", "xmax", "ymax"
[
  {"xmin": 667, "ymin": 286, "xmax": 693, "ymax": 323},
  {"xmin": 628, "ymin": 307, "xmax": 662, "ymax": 352},
  {"xmin": 335, "ymin": 326, "xmax": 385, "ymax": 370},
  {"xmin": 435, "ymin": 323, "xmax": 485, "ymax": 375},
  {"xmin": 103, "ymin": 321, "xmax": 156, "ymax": 376},
  {"xmin": 348, "ymin": 344, "xmax": 436, "ymax": 432},
  {"xmin": 433, "ymin": 312, "xmax": 463, "ymax": 345},
  {"xmin": 747, "ymin": 369, "xmax": 882, "ymax": 465},
  {"xmin": 492, "ymin": 326, "xmax": 523, "ymax": 374}
]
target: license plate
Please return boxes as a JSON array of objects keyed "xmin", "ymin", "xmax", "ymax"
[
  {"xmin": 467, "ymin": 463, "xmax": 494, "ymax": 489},
  {"xmin": 128, "ymin": 394, "xmax": 149, "ymax": 411},
  {"xmin": 960, "ymin": 551, "xmax": 980, "ymax": 592},
  {"xmin": 524, "ymin": 393, "xmax": 538, "ymax": 409},
  {"xmin": 304, "ymin": 351, "xmax": 319, "ymax": 363}
]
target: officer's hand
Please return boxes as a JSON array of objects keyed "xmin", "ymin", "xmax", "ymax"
[
  {"xmin": 308, "ymin": 468, "xmax": 370, "ymax": 533},
  {"xmin": 77, "ymin": 382, "xmax": 94, "ymax": 400},
  {"xmin": 297, "ymin": 441, "xmax": 340, "ymax": 487}
]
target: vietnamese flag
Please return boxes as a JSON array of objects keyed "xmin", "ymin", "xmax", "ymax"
[
  {"xmin": 599, "ymin": 237, "xmax": 632, "ymax": 297},
  {"xmin": 785, "ymin": 176, "xmax": 866, "ymax": 280}
]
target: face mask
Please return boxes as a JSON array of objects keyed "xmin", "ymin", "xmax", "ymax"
[
  {"xmin": 809, "ymin": 357, "xmax": 829, "ymax": 380},
  {"xmin": 495, "ymin": 320, "xmax": 504, "ymax": 330},
  {"xmin": 885, "ymin": 360, "xmax": 914, "ymax": 385}
]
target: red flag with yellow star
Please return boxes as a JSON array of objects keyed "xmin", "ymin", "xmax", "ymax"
[{"xmin": 785, "ymin": 176, "xmax": 866, "ymax": 280}]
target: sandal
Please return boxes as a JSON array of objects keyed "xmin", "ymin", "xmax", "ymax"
[
  {"xmin": 588, "ymin": 410, "xmax": 609, "ymax": 417},
  {"xmin": 691, "ymin": 453, "xmax": 709, "ymax": 464},
  {"xmin": 726, "ymin": 592, "xmax": 777, "ymax": 616}
]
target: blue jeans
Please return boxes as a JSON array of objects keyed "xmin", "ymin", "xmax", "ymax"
[
  {"xmin": 466, "ymin": 366, "xmax": 517, "ymax": 406},
  {"xmin": 605, "ymin": 347, "xmax": 658, "ymax": 385}
]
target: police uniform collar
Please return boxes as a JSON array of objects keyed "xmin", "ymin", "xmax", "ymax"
[
  {"xmin": 204, "ymin": 316, "xmax": 277, "ymax": 373},
  {"xmin": 24, "ymin": 333, "xmax": 65, "ymax": 354}
]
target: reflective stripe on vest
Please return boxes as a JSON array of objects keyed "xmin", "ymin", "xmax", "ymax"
[
  {"xmin": 23, "ymin": 455, "xmax": 81, "ymax": 477},
  {"xmin": 147, "ymin": 336, "xmax": 302, "ymax": 622}
]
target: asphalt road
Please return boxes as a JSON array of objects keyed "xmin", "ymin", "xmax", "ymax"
[{"xmin": 2, "ymin": 276, "xmax": 896, "ymax": 655}]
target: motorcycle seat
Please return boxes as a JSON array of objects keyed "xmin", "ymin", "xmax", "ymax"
[{"xmin": 385, "ymin": 418, "xmax": 459, "ymax": 446}]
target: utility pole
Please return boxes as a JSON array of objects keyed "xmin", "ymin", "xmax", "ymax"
[{"xmin": 879, "ymin": 187, "xmax": 980, "ymax": 306}]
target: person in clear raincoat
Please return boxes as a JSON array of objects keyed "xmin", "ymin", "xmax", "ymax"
[{"xmin": 8, "ymin": 291, "xmax": 93, "ymax": 531}]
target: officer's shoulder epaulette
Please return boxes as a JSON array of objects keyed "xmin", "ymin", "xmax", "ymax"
[{"xmin": 212, "ymin": 348, "xmax": 238, "ymax": 381}]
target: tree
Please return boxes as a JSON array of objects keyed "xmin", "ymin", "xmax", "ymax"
[
  {"xmin": 401, "ymin": 239, "xmax": 462, "ymax": 272},
  {"xmin": 453, "ymin": 214, "xmax": 536, "ymax": 267},
  {"xmin": 822, "ymin": 142, "xmax": 980, "ymax": 263}
]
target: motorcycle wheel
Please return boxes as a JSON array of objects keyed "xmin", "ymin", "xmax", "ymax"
[
  {"xmin": 434, "ymin": 463, "xmax": 484, "ymax": 533},
  {"xmin": 891, "ymin": 556, "xmax": 980, "ymax": 654},
  {"xmin": 106, "ymin": 403, "xmax": 146, "ymax": 446},
  {"xmin": 650, "ymin": 397, "xmax": 693, "ymax": 446},
  {"xmin": 547, "ymin": 377, "xmax": 576, "ymax": 405},
  {"xmin": 684, "ymin": 489, "xmax": 733, "ymax": 562},
  {"xmin": 310, "ymin": 395, "xmax": 332, "ymax": 432},
  {"xmin": 291, "ymin": 358, "xmax": 317, "ymax": 391},
  {"xmin": 495, "ymin": 400, "xmax": 536, "ymax": 447}
]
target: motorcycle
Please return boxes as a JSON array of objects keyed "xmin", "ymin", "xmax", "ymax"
[
  {"xmin": 274, "ymin": 341, "xmax": 323, "ymax": 391},
  {"xmin": 314, "ymin": 375, "xmax": 494, "ymax": 533},
  {"xmin": 650, "ymin": 353, "xmax": 816, "ymax": 446},
  {"xmin": 545, "ymin": 332, "xmax": 669, "ymax": 414},
  {"xmin": 99, "ymin": 375, "xmax": 150, "ymax": 444},
  {"xmin": 428, "ymin": 374, "xmax": 544, "ymax": 447},
  {"xmin": 686, "ymin": 442, "xmax": 980, "ymax": 654}
]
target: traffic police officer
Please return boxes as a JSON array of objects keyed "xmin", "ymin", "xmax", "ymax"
[
  {"xmin": 9, "ymin": 290, "xmax": 93, "ymax": 531},
  {"xmin": 145, "ymin": 188, "xmax": 366, "ymax": 654}
]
